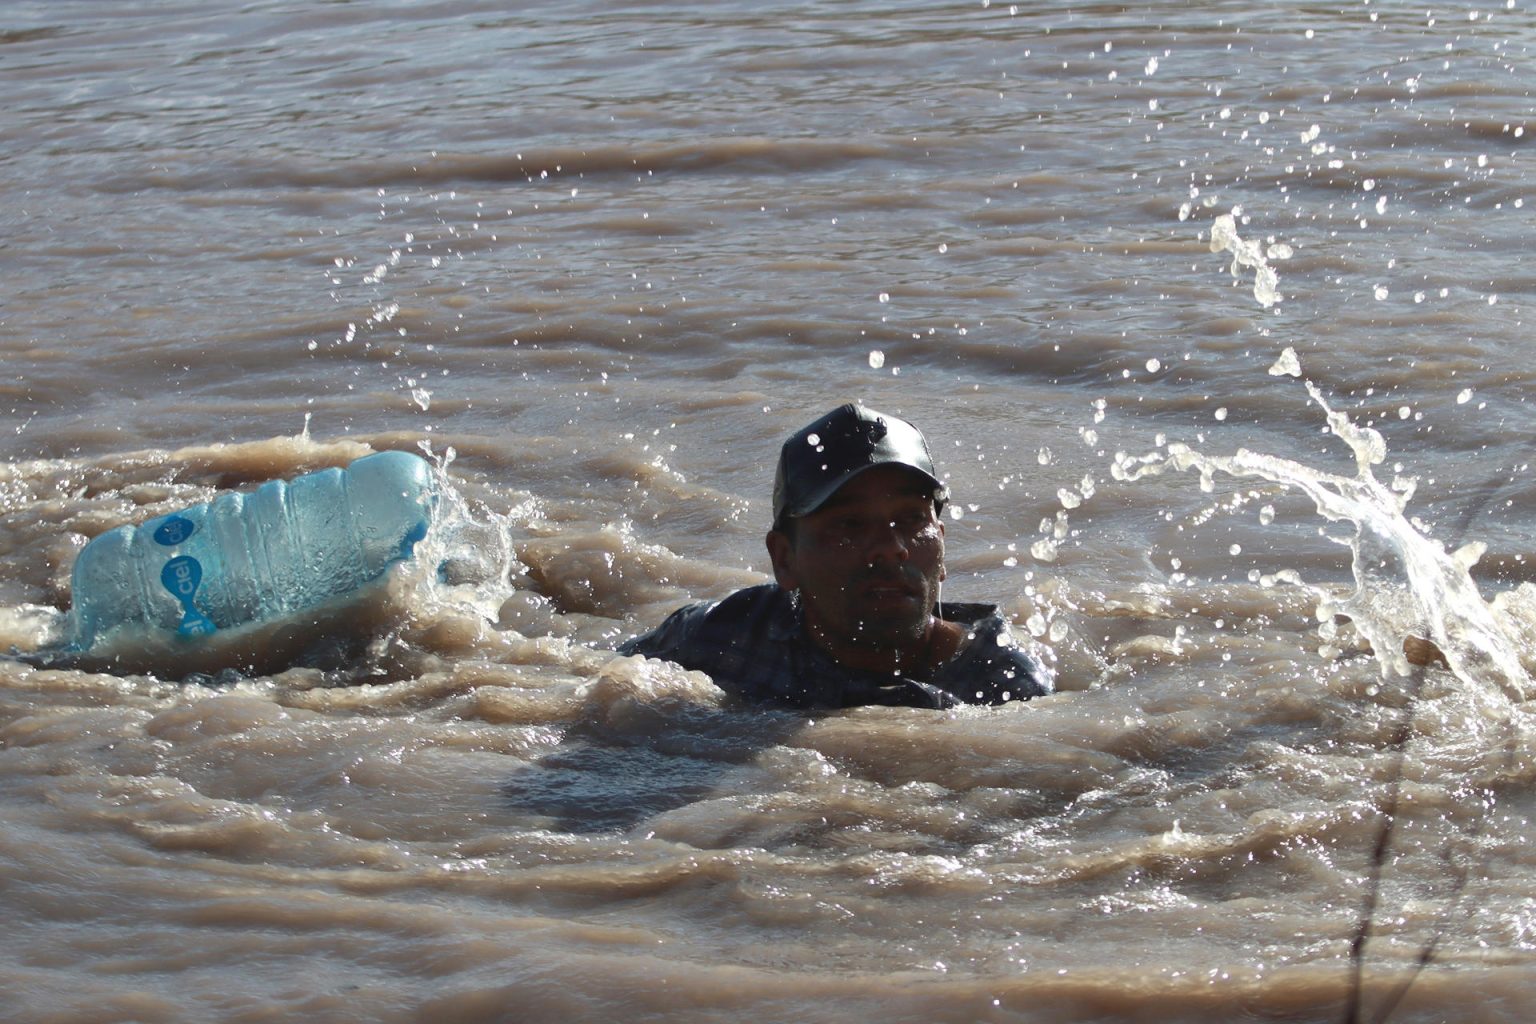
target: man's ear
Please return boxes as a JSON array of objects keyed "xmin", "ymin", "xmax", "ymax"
[{"xmin": 765, "ymin": 529, "xmax": 798, "ymax": 591}]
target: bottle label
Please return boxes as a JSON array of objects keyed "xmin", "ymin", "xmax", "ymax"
[
  {"xmin": 160, "ymin": 555, "xmax": 218, "ymax": 636},
  {"xmin": 153, "ymin": 516, "xmax": 198, "ymax": 546}
]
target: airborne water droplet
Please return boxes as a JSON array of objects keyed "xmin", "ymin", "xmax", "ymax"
[{"xmin": 1268, "ymin": 347, "xmax": 1302, "ymax": 377}]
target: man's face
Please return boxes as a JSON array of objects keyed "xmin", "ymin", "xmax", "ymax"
[{"xmin": 767, "ymin": 465, "xmax": 946, "ymax": 665}]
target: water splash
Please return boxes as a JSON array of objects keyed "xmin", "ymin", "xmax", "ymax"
[
  {"xmin": 1208, "ymin": 212, "xmax": 1286, "ymax": 309},
  {"xmin": 414, "ymin": 444, "xmax": 523, "ymax": 625},
  {"xmin": 1111, "ymin": 353, "xmax": 1529, "ymax": 703}
]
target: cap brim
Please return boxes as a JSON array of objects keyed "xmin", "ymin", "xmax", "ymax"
[{"xmin": 786, "ymin": 462, "xmax": 946, "ymax": 520}]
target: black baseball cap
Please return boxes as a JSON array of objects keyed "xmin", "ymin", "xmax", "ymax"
[{"xmin": 772, "ymin": 403, "xmax": 947, "ymax": 527}]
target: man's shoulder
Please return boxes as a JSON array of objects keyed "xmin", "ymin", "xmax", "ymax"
[
  {"xmin": 616, "ymin": 583, "xmax": 787, "ymax": 658},
  {"xmin": 672, "ymin": 582, "xmax": 790, "ymax": 637},
  {"xmin": 708, "ymin": 582, "xmax": 788, "ymax": 619},
  {"xmin": 616, "ymin": 583, "xmax": 807, "ymax": 704},
  {"xmin": 935, "ymin": 601, "xmax": 1054, "ymax": 702},
  {"xmin": 938, "ymin": 601, "xmax": 1000, "ymax": 628}
]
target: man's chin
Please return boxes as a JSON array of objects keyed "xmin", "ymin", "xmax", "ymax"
[{"xmin": 847, "ymin": 615, "xmax": 929, "ymax": 652}]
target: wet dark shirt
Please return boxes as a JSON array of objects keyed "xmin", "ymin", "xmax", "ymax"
[{"xmin": 616, "ymin": 583, "xmax": 1053, "ymax": 709}]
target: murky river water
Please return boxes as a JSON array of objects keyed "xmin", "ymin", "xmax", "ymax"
[{"xmin": 3, "ymin": 2, "xmax": 1535, "ymax": 1021}]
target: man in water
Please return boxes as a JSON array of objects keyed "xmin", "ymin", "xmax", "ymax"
[{"xmin": 618, "ymin": 403, "xmax": 1053, "ymax": 709}]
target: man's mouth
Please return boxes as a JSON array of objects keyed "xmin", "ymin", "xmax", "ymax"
[{"xmin": 858, "ymin": 573, "xmax": 923, "ymax": 603}]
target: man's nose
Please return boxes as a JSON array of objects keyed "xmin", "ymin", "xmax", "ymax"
[{"xmin": 863, "ymin": 520, "xmax": 911, "ymax": 564}]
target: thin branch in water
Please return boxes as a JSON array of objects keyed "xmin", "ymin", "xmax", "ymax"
[{"xmin": 1343, "ymin": 469, "xmax": 1525, "ymax": 1024}]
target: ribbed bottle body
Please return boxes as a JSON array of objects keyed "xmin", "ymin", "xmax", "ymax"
[{"xmin": 68, "ymin": 451, "xmax": 435, "ymax": 649}]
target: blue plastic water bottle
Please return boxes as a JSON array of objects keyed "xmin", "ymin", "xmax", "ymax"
[{"xmin": 67, "ymin": 450, "xmax": 437, "ymax": 650}]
